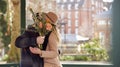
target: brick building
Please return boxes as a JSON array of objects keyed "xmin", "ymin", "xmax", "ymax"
[
  {"xmin": 56, "ymin": 0, "xmax": 112, "ymax": 44},
  {"xmin": 56, "ymin": 0, "xmax": 93, "ymax": 43}
]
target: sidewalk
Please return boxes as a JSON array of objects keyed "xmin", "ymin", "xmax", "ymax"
[{"xmin": 60, "ymin": 61, "xmax": 112, "ymax": 65}]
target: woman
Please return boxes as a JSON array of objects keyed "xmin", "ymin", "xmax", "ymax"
[
  {"xmin": 15, "ymin": 12, "xmax": 62, "ymax": 67},
  {"xmin": 29, "ymin": 12, "xmax": 62, "ymax": 67}
]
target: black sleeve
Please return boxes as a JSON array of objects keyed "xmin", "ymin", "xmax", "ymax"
[{"xmin": 15, "ymin": 30, "xmax": 39, "ymax": 48}]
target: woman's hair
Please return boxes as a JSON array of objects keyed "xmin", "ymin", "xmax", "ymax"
[{"xmin": 52, "ymin": 25, "xmax": 61, "ymax": 43}]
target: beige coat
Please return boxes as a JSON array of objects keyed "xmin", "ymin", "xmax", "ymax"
[{"xmin": 40, "ymin": 32, "xmax": 62, "ymax": 67}]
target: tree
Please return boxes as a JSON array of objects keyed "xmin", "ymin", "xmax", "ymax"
[{"xmin": 7, "ymin": 0, "xmax": 20, "ymax": 63}]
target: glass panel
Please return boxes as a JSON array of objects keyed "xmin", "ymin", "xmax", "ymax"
[
  {"xmin": 56, "ymin": 0, "xmax": 113, "ymax": 62},
  {"xmin": 0, "ymin": 0, "xmax": 115, "ymax": 64},
  {"xmin": 24, "ymin": 0, "xmax": 113, "ymax": 63}
]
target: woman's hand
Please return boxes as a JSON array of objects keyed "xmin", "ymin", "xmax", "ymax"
[
  {"xmin": 37, "ymin": 36, "xmax": 45, "ymax": 45},
  {"xmin": 29, "ymin": 47, "xmax": 42, "ymax": 55}
]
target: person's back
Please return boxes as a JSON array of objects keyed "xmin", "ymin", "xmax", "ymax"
[{"xmin": 15, "ymin": 26, "xmax": 43, "ymax": 67}]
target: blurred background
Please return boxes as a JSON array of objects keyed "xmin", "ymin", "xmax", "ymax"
[{"xmin": 0, "ymin": 0, "xmax": 113, "ymax": 64}]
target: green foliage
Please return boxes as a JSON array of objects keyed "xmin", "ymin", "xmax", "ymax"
[
  {"xmin": 60, "ymin": 38, "xmax": 109, "ymax": 61},
  {"xmin": 0, "ymin": 0, "xmax": 7, "ymax": 13},
  {"xmin": 60, "ymin": 55, "xmax": 74, "ymax": 61},
  {"xmin": 1, "ymin": 54, "xmax": 9, "ymax": 61},
  {"xmin": 74, "ymin": 55, "xmax": 89, "ymax": 61},
  {"xmin": 60, "ymin": 55, "xmax": 92, "ymax": 61},
  {"xmin": 0, "ymin": 0, "xmax": 11, "ymax": 52},
  {"xmin": 81, "ymin": 38, "xmax": 109, "ymax": 61}
]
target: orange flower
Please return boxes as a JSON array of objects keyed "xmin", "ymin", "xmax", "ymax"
[
  {"xmin": 38, "ymin": 22, "xmax": 43, "ymax": 28},
  {"xmin": 46, "ymin": 23, "xmax": 52, "ymax": 31}
]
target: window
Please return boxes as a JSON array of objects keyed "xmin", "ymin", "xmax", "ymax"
[
  {"xmin": 48, "ymin": 3, "xmax": 52, "ymax": 9},
  {"xmin": 70, "ymin": 0, "xmax": 74, "ymax": 2},
  {"xmin": 68, "ymin": 12, "xmax": 71, "ymax": 19},
  {"xmin": 75, "ymin": 11, "xmax": 79, "ymax": 18},
  {"xmin": 95, "ymin": 1, "xmax": 98, "ymax": 8},
  {"xmin": 77, "ymin": 0, "xmax": 81, "ymax": 2},
  {"xmin": 68, "ymin": 28, "xmax": 71, "ymax": 34},
  {"xmin": 63, "ymin": 0, "xmax": 67, "ymax": 3},
  {"xmin": 61, "ymin": 12, "xmax": 64, "ymax": 19},
  {"xmin": 68, "ymin": 4, "xmax": 71, "ymax": 10},
  {"xmin": 91, "ymin": 0, "xmax": 95, "ymax": 5},
  {"xmin": 75, "ymin": 3, "xmax": 79, "ymax": 10},
  {"xmin": 61, "ymin": 5, "xmax": 64, "ymax": 10},
  {"xmin": 68, "ymin": 20, "xmax": 71, "ymax": 27},
  {"xmin": 56, "ymin": 0, "xmax": 60, "ymax": 3},
  {"xmin": 61, "ymin": 25, "xmax": 64, "ymax": 28},
  {"xmin": 75, "ymin": 20, "xmax": 79, "ymax": 27}
]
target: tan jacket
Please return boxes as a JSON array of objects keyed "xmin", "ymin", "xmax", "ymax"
[{"xmin": 40, "ymin": 32, "xmax": 62, "ymax": 67}]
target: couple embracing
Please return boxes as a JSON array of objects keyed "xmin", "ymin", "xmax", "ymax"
[{"xmin": 15, "ymin": 12, "xmax": 62, "ymax": 67}]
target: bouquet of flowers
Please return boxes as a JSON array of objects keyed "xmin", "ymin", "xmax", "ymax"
[{"xmin": 29, "ymin": 8, "xmax": 53, "ymax": 49}]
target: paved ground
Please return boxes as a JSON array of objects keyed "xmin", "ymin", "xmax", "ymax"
[{"xmin": 60, "ymin": 61, "xmax": 112, "ymax": 65}]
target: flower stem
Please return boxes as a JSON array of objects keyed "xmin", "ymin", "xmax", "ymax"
[{"xmin": 39, "ymin": 44, "xmax": 43, "ymax": 49}]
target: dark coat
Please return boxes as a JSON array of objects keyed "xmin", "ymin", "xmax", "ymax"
[{"xmin": 15, "ymin": 26, "xmax": 43, "ymax": 67}]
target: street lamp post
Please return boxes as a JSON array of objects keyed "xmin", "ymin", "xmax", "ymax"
[
  {"xmin": 61, "ymin": 22, "xmax": 67, "ymax": 43},
  {"xmin": 58, "ymin": 18, "xmax": 67, "ymax": 44},
  {"xmin": 58, "ymin": 21, "xmax": 67, "ymax": 43}
]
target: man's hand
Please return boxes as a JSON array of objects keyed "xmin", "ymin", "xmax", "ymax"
[{"xmin": 29, "ymin": 47, "xmax": 42, "ymax": 55}]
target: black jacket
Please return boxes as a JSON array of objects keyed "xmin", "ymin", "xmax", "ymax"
[{"xmin": 15, "ymin": 26, "xmax": 43, "ymax": 67}]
